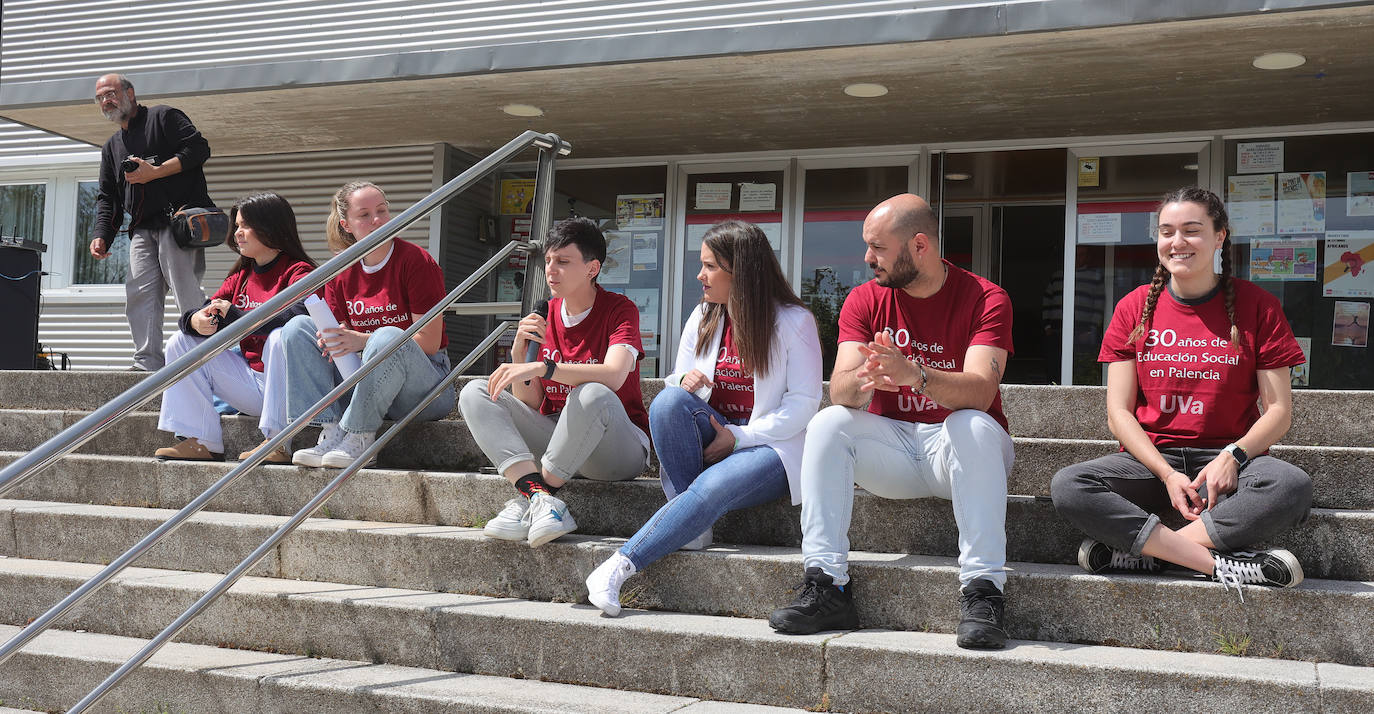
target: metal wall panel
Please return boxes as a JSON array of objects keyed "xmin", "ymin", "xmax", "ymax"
[
  {"xmin": 7, "ymin": 0, "xmax": 1350, "ymax": 105},
  {"xmin": 0, "ymin": 119, "xmax": 98, "ymax": 166},
  {"xmin": 37, "ymin": 143, "xmax": 442, "ymax": 370}
]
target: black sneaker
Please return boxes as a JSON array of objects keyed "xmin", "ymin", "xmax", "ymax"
[
  {"xmin": 768, "ymin": 567, "xmax": 860, "ymax": 635},
  {"xmin": 956, "ymin": 578, "xmax": 1007, "ymax": 650},
  {"xmin": 1211, "ymin": 549, "xmax": 1303, "ymax": 601},
  {"xmin": 1077, "ymin": 538, "xmax": 1163, "ymax": 574}
]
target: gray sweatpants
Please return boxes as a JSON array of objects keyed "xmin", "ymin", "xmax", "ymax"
[
  {"xmin": 127, "ymin": 223, "xmax": 206, "ymax": 370},
  {"xmin": 1050, "ymin": 449, "xmax": 1312, "ymax": 555},
  {"xmin": 458, "ymin": 379, "xmax": 648, "ymax": 482}
]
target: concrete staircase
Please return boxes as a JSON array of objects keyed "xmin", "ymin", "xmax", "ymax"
[{"xmin": 0, "ymin": 370, "xmax": 1370, "ymax": 712}]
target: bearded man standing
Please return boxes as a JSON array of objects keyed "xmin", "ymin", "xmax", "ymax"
[{"xmin": 90, "ymin": 73, "xmax": 212, "ymax": 371}]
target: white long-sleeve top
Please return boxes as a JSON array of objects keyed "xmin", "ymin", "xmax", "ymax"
[{"xmin": 667, "ymin": 303, "xmax": 823, "ymax": 504}]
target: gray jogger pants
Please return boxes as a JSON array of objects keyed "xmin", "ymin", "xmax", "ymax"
[{"xmin": 1050, "ymin": 449, "xmax": 1312, "ymax": 555}]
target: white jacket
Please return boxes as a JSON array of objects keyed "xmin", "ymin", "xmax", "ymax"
[{"xmin": 667, "ymin": 303, "xmax": 822, "ymax": 504}]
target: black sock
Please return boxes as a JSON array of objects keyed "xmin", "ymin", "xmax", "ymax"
[{"xmin": 515, "ymin": 473, "xmax": 560, "ymax": 497}]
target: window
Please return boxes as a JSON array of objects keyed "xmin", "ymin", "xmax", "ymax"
[
  {"xmin": 0, "ymin": 183, "xmax": 45, "ymax": 243},
  {"xmin": 1224, "ymin": 132, "xmax": 1374, "ymax": 389},
  {"xmin": 70, "ymin": 180, "xmax": 131, "ymax": 284}
]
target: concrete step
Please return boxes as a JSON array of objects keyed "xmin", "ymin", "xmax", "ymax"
[
  {"xmin": 2, "ymin": 370, "xmax": 1368, "ymax": 447},
  {"xmin": 2, "ymin": 501, "xmax": 1371, "ymax": 667},
  {"xmin": 0, "ymin": 559, "xmax": 1369, "ymax": 712},
  {"xmin": 0, "ymin": 625, "xmax": 799, "ymax": 714},
  {"xmin": 4, "ymin": 405, "xmax": 1372, "ymax": 510},
  {"xmin": 2, "ymin": 454, "xmax": 1372, "ymax": 580}
]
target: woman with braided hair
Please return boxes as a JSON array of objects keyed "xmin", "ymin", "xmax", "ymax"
[{"xmin": 1051, "ymin": 186, "xmax": 1312, "ymax": 597}]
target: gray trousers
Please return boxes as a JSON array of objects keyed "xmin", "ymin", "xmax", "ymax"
[
  {"xmin": 127, "ymin": 223, "xmax": 206, "ymax": 370},
  {"xmin": 458, "ymin": 379, "xmax": 648, "ymax": 482},
  {"xmin": 1050, "ymin": 449, "xmax": 1312, "ymax": 555}
]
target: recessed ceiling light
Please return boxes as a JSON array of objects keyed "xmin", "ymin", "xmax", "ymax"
[
  {"xmin": 1182, "ymin": 163, "xmax": 1199, "ymax": 171},
  {"xmin": 501, "ymin": 103, "xmax": 544, "ymax": 117},
  {"xmin": 1252, "ymin": 52, "xmax": 1306, "ymax": 70},
  {"xmin": 944, "ymin": 172, "xmax": 972, "ymax": 181},
  {"xmin": 843, "ymin": 83, "xmax": 888, "ymax": 98}
]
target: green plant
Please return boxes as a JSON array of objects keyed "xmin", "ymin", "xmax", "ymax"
[{"xmin": 1214, "ymin": 629, "xmax": 1251, "ymax": 656}]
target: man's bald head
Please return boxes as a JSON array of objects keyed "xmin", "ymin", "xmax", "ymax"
[{"xmin": 867, "ymin": 193, "xmax": 939, "ymax": 244}]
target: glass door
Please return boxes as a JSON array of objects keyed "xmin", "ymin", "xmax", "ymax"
[
  {"xmin": 1064, "ymin": 143, "xmax": 1210, "ymax": 384},
  {"xmin": 669, "ymin": 161, "xmax": 789, "ymax": 361}
]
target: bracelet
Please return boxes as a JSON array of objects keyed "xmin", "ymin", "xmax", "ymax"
[
  {"xmin": 915, "ymin": 363, "xmax": 929, "ymax": 395},
  {"xmin": 543, "ymin": 358, "xmax": 557, "ymax": 381}
]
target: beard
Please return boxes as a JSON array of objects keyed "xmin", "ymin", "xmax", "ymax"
[
  {"xmin": 873, "ymin": 244, "xmax": 919, "ymax": 288},
  {"xmin": 101, "ymin": 95, "xmax": 135, "ymax": 123}
]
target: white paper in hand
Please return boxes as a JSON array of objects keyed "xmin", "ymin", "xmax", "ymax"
[{"xmin": 304, "ymin": 295, "xmax": 362, "ymax": 378}]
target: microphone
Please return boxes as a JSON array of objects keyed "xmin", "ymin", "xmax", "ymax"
[{"xmin": 524, "ymin": 299, "xmax": 550, "ymax": 363}]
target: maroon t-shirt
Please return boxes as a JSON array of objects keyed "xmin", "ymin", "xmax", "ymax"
[
  {"xmin": 1101, "ymin": 278, "xmax": 1305, "ymax": 448},
  {"xmin": 707, "ymin": 316, "xmax": 755, "ymax": 420},
  {"xmin": 539, "ymin": 285, "xmax": 650, "ymax": 436},
  {"xmin": 324, "ymin": 239, "xmax": 448, "ymax": 349},
  {"xmin": 837, "ymin": 261, "xmax": 1014, "ymax": 430},
  {"xmin": 210, "ymin": 257, "xmax": 314, "ymax": 371}
]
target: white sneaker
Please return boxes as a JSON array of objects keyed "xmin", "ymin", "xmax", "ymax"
[
  {"xmin": 526, "ymin": 491, "xmax": 577, "ymax": 547},
  {"xmin": 291, "ymin": 423, "xmax": 344, "ymax": 467},
  {"xmin": 586, "ymin": 551, "xmax": 636, "ymax": 617},
  {"xmin": 483, "ymin": 498, "xmax": 531, "ymax": 541},
  {"xmin": 320, "ymin": 430, "xmax": 377, "ymax": 469}
]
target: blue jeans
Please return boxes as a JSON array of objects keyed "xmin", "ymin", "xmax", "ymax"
[
  {"xmin": 620, "ymin": 387, "xmax": 788, "ymax": 569},
  {"xmin": 281, "ymin": 314, "xmax": 454, "ymax": 434}
]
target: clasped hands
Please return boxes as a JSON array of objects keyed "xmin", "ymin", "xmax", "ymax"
[
  {"xmin": 1162, "ymin": 452, "xmax": 1239, "ymax": 521},
  {"xmin": 856, "ymin": 331, "xmax": 921, "ymax": 393},
  {"xmin": 190, "ymin": 299, "xmax": 232, "ymax": 335}
]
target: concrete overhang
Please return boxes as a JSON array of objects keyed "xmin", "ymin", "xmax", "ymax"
[{"xmin": 3, "ymin": 5, "xmax": 1372, "ymax": 159}]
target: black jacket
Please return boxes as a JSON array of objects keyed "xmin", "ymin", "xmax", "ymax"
[{"xmin": 95, "ymin": 104, "xmax": 212, "ymax": 241}]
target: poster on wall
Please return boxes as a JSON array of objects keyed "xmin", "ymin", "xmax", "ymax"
[
  {"xmin": 1076, "ymin": 212, "xmax": 1121, "ymax": 244},
  {"xmin": 1277, "ymin": 171, "xmax": 1326, "ymax": 234},
  {"xmin": 1349, "ymin": 172, "xmax": 1374, "ymax": 217},
  {"xmin": 500, "ymin": 179, "xmax": 536, "ymax": 215},
  {"xmin": 1332, "ymin": 301, "xmax": 1369, "ymax": 347},
  {"xmin": 738, "ymin": 183, "xmax": 776, "ymax": 211},
  {"xmin": 1250, "ymin": 239, "xmax": 1317, "ymax": 281},
  {"xmin": 1291, "ymin": 337, "xmax": 1311, "ymax": 387},
  {"xmin": 695, "ymin": 183, "xmax": 731, "ymax": 210},
  {"xmin": 496, "ymin": 270, "xmax": 521, "ymax": 302},
  {"xmin": 615, "ymin": 193, "xmax": 664, "ymax": 228},
  {"xmin": 632, "ymin": 233, "xmax": 658, "ymax": 271},
  {"xmin": 601, "ymin": 231, "xmax": 632, "ymax": 285},
  {"xmin": 1077, "ymin": 157, "xmax": 1100, "ymax": 187},
  {"xmin": 1237, "ymin": 141, "xmax": 1284, "ymax": 174},
  {"xmin": 1227, "ymin": 174, "xmax": 1276, "ymax": 236},
  {"xmin": 1323, "ymin": 231, "xmax": 1374, "ymax": 298},
  {"xmin": 625, "ymin": 288, "xmax": 660, "ymax": 352}
]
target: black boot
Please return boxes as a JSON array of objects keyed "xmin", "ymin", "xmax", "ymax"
[
  {"xmin": 956, "ymin": 578, "xmax": 1007, "ymax": 649},
  {"xmin": 768, "ymin": 567, "xmax": 860, "ymax": 635}
]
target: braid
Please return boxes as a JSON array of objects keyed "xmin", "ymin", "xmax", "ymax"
[
  {"xmin": 1127, "ymin": 263, "xmax": 1170, "ymax": 349},
  {"xmin": 1220, "ymin": 236, "xmax": 1239, "ymax": 347}
]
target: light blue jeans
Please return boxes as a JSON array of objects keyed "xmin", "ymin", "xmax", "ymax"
[
  {"xmin": 281, "ymin": 314, "xmax": 454, "ymax": 435},
  {"xmin": 800, "ymin": 405, "xmax": 1015, "ymax": 589},
  {"xmin": 620, "ymin": 386, "xmax": 788, "ymax": 570}
]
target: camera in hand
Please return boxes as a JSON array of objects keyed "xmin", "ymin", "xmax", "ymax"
[{"xmin": 121, "ymin": 155, "xmax": 156, "ymax": 173}]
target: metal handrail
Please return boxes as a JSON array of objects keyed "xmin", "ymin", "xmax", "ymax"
[
  {"xmin": 0, "ymin": 129, "xmax": 569, "ymax": 498},
  {"xmin": 68, "ymin": 321, "xmax": 516, "ymax": 713},
  {"xmin": 0, "ymin": 132, "xmax": 568, "ymax": 683}
]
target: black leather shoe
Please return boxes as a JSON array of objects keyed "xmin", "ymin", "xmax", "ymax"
[
  {"xmin": 769, "ymin": 567, "xmax": 860, "ymax": 635},
  {"xmin": 956, "ymin": 578, "xmax": 1007, "ymax": 649}
]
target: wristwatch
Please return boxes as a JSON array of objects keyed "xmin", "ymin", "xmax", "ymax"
[
  {"xmin": 1222, "ymin": 443, "xmax": 1249, "ymax": 467},
  {"xmin": 543, "ymin": 358, "xmax": 558, "ymax": 381}
]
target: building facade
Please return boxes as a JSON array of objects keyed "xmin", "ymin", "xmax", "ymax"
[{"xmin": 3, "ymin": 0, "xmax": 1372, "ymax": 387}]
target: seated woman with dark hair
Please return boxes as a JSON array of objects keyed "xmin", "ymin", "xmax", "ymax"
[
  {"xmin": 585, "ymin": 219, "xmax": 823, "ymax": 616},
  {"xmin": 154, "ymin": 191, "xmax": 317, "ymax": 463},
  {"xmin": 1051, "ymin": 186, "xmax": 1312, "ymax": 597}
]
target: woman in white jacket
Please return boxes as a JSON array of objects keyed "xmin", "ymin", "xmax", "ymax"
[{"xmin": 586, "ymin": 220, "xmax": 822, "ymax": 615}]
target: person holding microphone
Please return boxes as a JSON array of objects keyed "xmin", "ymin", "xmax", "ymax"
[{"xmin": 458, "ymin": 217, "xmax": 650, "ymax": 548}]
